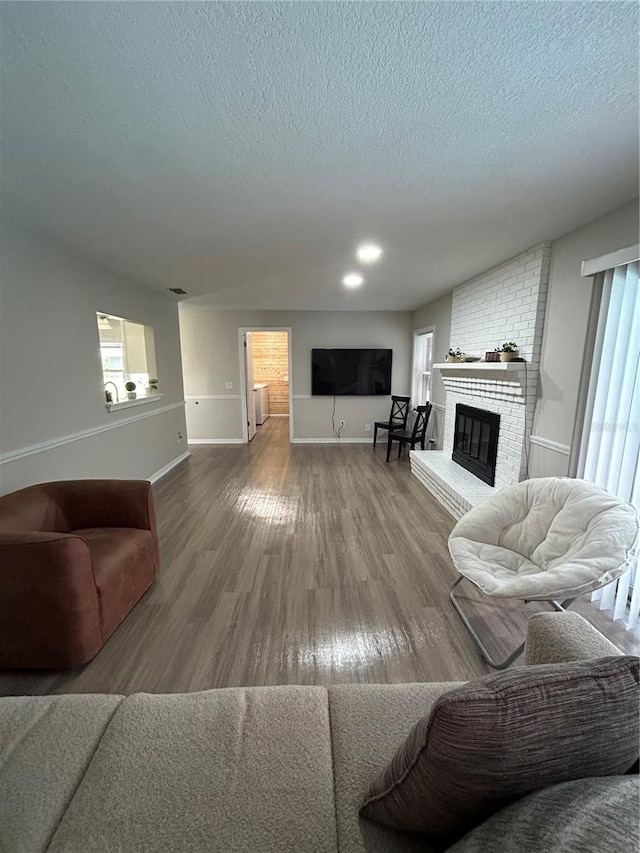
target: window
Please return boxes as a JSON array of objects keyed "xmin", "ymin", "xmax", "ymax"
[
  {"xmin": 577, "ymin": 256, "xmax": 639, "ymax": 629},
  {"xmin": 97, "ymin": 312, "xmax": 158, "ymax": 404},
  {"xmin": 412, "ymin": 329, "xmax": 434, "ymax": 406}
]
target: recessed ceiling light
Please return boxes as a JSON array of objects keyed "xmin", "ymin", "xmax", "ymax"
[
  {"xmin": 356, "ymin": 242, "xmax": 383, "ymax": 264},
  {"xmin": 343, "ymin": 272, "xmax": 364, "ymax": 289}
]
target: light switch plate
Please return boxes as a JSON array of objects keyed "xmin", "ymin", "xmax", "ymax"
[{"xmin": 225, "ymin": 381, "xmax": 234, "ymax": 390}]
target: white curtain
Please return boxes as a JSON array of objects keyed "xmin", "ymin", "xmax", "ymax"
[{"xmin": 578, "ymin": 260, "xmax": 640, "ymax": 628}]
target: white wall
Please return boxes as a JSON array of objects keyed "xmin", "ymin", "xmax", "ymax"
[
  {"xmin": 411, "ymin": 292, "xmax": 452, "ymax": 448},
  {"xmin": 530, "ymin": 199, "xmax": 639, "ymax": 477},
  {"xmin": 179, "ymin": 307, "xmax": 412, "ymax": 441},
  {"xmin": 0, "ymin": 220, "xmax": 188, "ymax": 494}
]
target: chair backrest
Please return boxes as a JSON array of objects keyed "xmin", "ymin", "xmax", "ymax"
[
  {"xmin": 411, "ymin": 403, "xmax": 432, "ymax": 440},
  {"xmin": 449, "ymin": 476, "xmax": 639, "ymax": 599},
  {"xmin": 0, "ymin": 483, "xmax": 68, "ymax": 533},
  {"xmin": 389, "ymin": 395, "xmax": 411, "ymax": 426}
]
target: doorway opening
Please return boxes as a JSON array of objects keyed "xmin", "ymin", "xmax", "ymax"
[{"xmin": 239, "ymin": 328, "xmax": 293, "ymax": 443}]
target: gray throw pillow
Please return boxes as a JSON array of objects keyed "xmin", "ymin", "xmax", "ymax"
[
  {"xmin": 360, "ymin": 656, "xmax": 639, "ymax": 835},
  {"xmin": 447, "ymin": 776, "xmax": 640, "ymax": 853}
]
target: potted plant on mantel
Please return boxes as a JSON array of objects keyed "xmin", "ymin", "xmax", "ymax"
[
  {"xmin": 500, "ymin": 341, "xmax": 519, "ymax": 362},
  {"xmin": 125, "ymin": 381, "xmax": 137, "ymax": 400},
  {"xmin": 447, "ymin": 347, "xmax": 462, "ymax": 363}
]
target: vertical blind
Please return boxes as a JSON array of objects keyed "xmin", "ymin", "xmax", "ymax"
[{"xmin": 578, "ymin": 260, "xmax": 640, "ymax": 628}]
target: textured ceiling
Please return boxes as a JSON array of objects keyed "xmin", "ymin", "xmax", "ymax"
[{"xmin": 1, "ymin": 1, "xmax": 638, "ymax": 310}]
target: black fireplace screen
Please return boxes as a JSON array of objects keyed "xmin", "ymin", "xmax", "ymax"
[{"xmin": 452, "ymin": 404, "xmax": 500, "ymax": 486}]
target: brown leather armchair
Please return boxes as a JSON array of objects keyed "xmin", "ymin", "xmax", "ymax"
[{"xmin": 0, "ymin": 480, "xmax": 159, "ymax": 669}]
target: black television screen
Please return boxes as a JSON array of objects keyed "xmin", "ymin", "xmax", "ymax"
[{"xmin": 311, "ymin": 348, "xmax": 392, "ymax": 396}]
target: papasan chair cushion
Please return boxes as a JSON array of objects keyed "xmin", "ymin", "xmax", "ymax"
[{"xmin": 448, "ymin": 477, "xmax": 639, "ymax": 601}]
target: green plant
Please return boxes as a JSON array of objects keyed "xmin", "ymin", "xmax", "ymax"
[
  {"xmin": 501, "ymin": 341, "xmax": 518, "ymax": 353},
  {"xmin": 125, "ymin": 381, "xmax": 136, "ymax": 391}
]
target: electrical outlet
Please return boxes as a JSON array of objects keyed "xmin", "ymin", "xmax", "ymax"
[
  {"xmin": 225, "ymin": 381, "xmax": 234, "ymax": 390},
  {"xmin": 365, "ymin": 423, "xmax": 371, "ymax": 431},
  {"xmin": 339, "ymin": 419, "xmax": 345, "ymax": 428}
]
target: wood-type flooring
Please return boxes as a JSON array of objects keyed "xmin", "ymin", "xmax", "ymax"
[{"xmin": 1, "ymin": 417, "xmax": 637, "ymax": 696}]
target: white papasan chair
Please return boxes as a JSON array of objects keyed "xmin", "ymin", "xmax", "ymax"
[{"xmin": 449, "ymin": 476, "xmax": 639, "ymax": 669}]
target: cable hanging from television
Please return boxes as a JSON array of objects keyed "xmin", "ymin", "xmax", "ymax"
[{"xmin": 332, "ymin": 395, "xmax": 343, "ymax": 439}]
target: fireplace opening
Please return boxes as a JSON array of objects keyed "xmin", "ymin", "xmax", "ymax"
[{"xmin": 452, "ymin": 404, "xmax": 500, "ymax": 486}]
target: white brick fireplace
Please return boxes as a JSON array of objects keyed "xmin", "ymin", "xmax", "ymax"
[{"xmin": 411, "ymin": 244, "xmax": 550, "ymax": 518}]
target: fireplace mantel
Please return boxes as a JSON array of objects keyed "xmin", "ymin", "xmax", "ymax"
[
  {"xmin": 435, "ymin": 361, "xmax": 532, "ymax": 400},
  {"xmin": 433, "ymin": 362, "xmax": 526, "ymax": 373}
]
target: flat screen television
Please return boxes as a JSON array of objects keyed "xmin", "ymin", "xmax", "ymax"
[{"xmin": 311, "ymin": 348, "xmax": 392, "ymax": 396}]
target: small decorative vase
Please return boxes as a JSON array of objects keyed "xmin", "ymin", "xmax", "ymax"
[
  {"xmin": 127, "ymin": 391, "xmax": 137, "ymax": 400},
  {"xmin": 447, "ymin": 355, "xmax": 458, "ymax": 363},
  {"xmin": 500, "ymin": 352, "xmax": 513, "ymax": 362}
]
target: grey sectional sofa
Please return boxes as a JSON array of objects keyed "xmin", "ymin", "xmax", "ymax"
[{"xmin": 0, "ymin": 612, "xmax": 634, "ymax": 853}]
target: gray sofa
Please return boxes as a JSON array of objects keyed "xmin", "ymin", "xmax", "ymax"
[{"xmin": 0, "ymin": 612, "xmax": 633, "ymax": 853}]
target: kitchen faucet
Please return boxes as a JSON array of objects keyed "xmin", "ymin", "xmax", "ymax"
[{"xmin": 104, "ymin": 381, "xmax": 120, "ymax": 403}]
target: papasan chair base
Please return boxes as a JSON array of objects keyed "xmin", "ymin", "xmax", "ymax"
[
  {"xmin": 447, "ymin": 477, "xmax": 639, "ymax": 671},
  {"xmin": 450, "ymin": 575, "xmax": 576, "ymax": 670}
]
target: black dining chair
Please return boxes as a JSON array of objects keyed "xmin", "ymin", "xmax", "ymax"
[
  {"xmin": 373, "ymin": 396, "xmax": 411, "ymax": 448},
  {"xmin": 386, "ymin": 403, "xmax": 432, "ymax": 462}
]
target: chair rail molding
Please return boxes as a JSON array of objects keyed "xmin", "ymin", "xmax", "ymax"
[
  {"xmin": 0, "ymin": 401, "xmax": 186, "ymax": 465},
  {"xmin": 529, "ymin": 435, "xmax": 571, "ymax": 456},
  {"xmin": 184, "ymin": 395, "xmax": 242, "ymax": 400}
]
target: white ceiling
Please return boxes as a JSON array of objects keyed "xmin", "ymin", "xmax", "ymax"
[{"xmin": 1, "ymin": 1, "xmax": 638, "ymax": 311}]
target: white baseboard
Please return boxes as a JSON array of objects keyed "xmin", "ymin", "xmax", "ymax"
[
  {"xmin": 190, "ymin": 436, "xmax": 372, "ymax": 445},
  {"xmin": 290, "ymin": 438, "xmax": 372, "ymax": 444},
  {"xmin": 148, "ymin": 451, "xmax": 191, "ymax": 483},
  {"xmin": 268, "ymin": 414, "xmax": 289, "ymax": 418},
  {"xmin": 529, "ymin": 435, "xmax": 571, "ymax": 456},
  {"xmin": 188, "ymin": 438, "xmax": 245, "ymax": 445}
]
